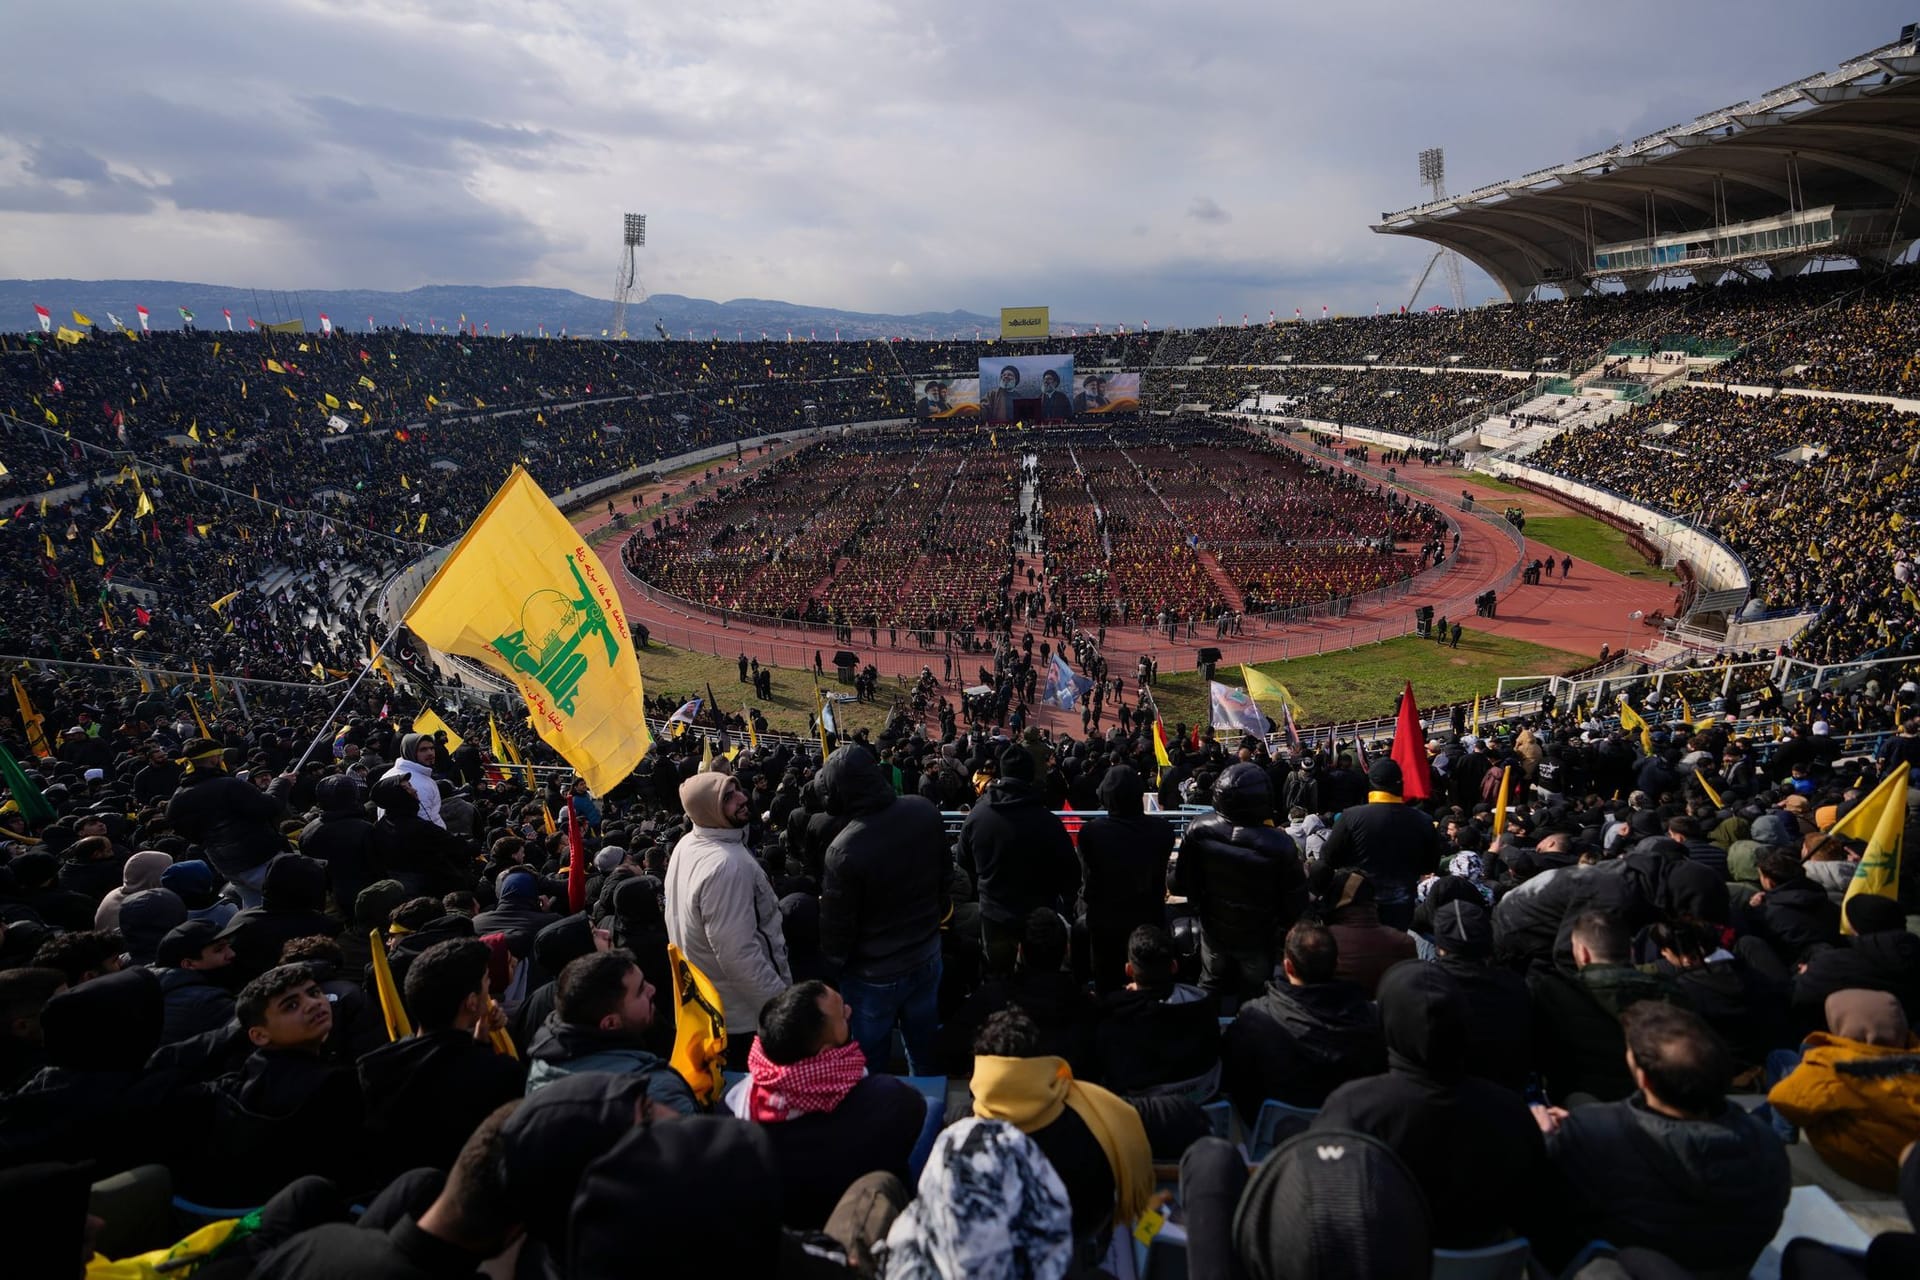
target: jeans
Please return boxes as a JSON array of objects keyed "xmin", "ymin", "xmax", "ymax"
[
  {"xmin": 842, "ymin": 953, "xmax": 943, "ymax": 1075},
  {"xmin": 225, "ymin": 861, "xmax": 273, "ymax": 910},
  {"xmin": 1753, "ymin": 1046, "xmax": 1804, "ymax": 1143}
]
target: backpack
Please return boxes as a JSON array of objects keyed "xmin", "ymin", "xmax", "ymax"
[{"xmin": 1480, "ymin": 762, "xmax": 1508, "ymax": 804}]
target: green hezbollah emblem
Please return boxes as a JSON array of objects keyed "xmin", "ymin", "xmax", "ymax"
[{"xmin": 491, "ymin": 555, "xmax": 619, "ymax": 715}]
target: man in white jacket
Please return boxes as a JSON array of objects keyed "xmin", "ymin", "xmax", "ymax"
[
  {"xmin": 665, "ymin": 772, "xmax": 791, "ymax": 1068},
  {"xmin": 378, "ymin": 732, "xmax": 445, "ymax": 829}
]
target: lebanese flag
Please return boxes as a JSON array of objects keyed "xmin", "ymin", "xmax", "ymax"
[
  {"xmin": 33, "ymin": 304, "xmax": 50, "ymax": 333},
  {"xmin": 1388, "ymin": 681, "xmax": 1434, "ymax": 801},
  {"xmin": 223, "ymin": 308, "xmax": 234, "ymax": 331},
  {"xmin": 319, "ymin": 313, "xmax": 332, "ymax": 336},
  {"xmin": 247, "ymin": 317, "xmax": 258, "ymax": 330},
  {"xmin": 136, "ymin": 305, "xmax": 150, "ymax": 332}
]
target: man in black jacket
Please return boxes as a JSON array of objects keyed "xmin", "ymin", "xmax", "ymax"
[
  {"xmin": 1793, "ymin": 894, "xmax": 1920, "ymax": 1024},
  {"xmin": 1312, "ymin": 961, "xmax": 1547, "ymax": 1250},
  {"xmin": 1172, "ymin": 763, "xmax": 1305, "ymax": 1002},
  {"xmin": 164, "ymin": 739, "xmax": 293, "ymax": 907},
  {"xmin": 1738, "ymin": 850, "xmax": 1841, "ymax": 973},
  {"xmin": 224, "ymin": 853, "xmax": 341, "ymax": 982},
  {"xmin": 958, "ymin": 746, "xmax": 1077, "ymax": 975},
  {"xmin": 1219, "ymin": 920, "xmax": 1385, "ymax": 1120},
  {"xmin": 357, "ymin": 938, "xmax": 526, "ymax": 1183},
  {"xmin": 299, "ymin": 774, "xmax": 375, "ymax": 919},
  {"xmin": 1529, "ymin": 910, "xmax": 1687, "ymax": 1105},
  {"xmin": 1427, "ymin": 899, "xmax": 1532, "ymax": 1093},
  {"xmin": 1078, "ymin": 764, "xmax": 1175, "ymax": 994},
  {"xmin": 1542, "ymin": 1002, "xmax": 1789, "ymax": 1276},
  {"xmin": 1092, "ymin": 925, "xmax": 1220, "ymax": 1096},
  {"xmin": 815, "ymin": 745, "xmax": 950, "ymax": 1072},
  {"xmin": 1317, "ymin": 758, "xmax": 1444, "ymax": 928}
]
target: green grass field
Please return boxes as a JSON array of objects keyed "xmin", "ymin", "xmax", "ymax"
[
  {"xmin": 1469, "ymin": 474, "xmax": 1536, "ymax": 496},
  {"xmin": 636, "ymin": 642, "xmax": 898, "ymax": 737},
  {"xmin": 1147, "ymin": 630, "xmax": 1587, "ymax": 728},
  {"xmin": 1524, "ymin": 515, "xmax": 1677, "ymax": 582}
]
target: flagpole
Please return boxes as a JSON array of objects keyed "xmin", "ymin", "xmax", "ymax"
[{"xmin": 290, "ymin": 615, "xmax": 408, "ymax": 773}]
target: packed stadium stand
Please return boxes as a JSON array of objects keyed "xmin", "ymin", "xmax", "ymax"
[{"xmin": 4, "ymin": 26, "xmax": 1920, "ymax": 1280}]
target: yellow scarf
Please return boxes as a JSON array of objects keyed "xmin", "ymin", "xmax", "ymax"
[
  {"xmin": 1366, "ymin": 790, "xmax": 1403, "ymax": 805},
  {"xmin": 971, "ymin": 1054, "xmax": 1153, "ymax": 1222}
]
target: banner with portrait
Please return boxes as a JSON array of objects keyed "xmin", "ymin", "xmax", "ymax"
[
  {"xmin": 977, "ymin": 354, "xmax": 1074, "ymax": 423},
  {"xmin": 914, "ymin": 377, "xmax": 978, "ymax": 419},
  {"xmin": 1071, "ymin": 372, "xmax": 1140, "ymax": 415}
]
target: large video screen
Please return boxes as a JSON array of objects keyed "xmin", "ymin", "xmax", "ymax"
[
  {"xmin": 914, "ymin": 377, "xmax": 979, "ymax": 419},
  {"xmin": 978, "ymin": 353, "xmax": 1074, "ymax": 422},
  {"xmin": 1072, "ymin": 371, "xmax": 1140, "ymax": 415}
]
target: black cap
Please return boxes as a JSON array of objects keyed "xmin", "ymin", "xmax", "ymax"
[
  {"xmin": 1367, "ymin": 757, "xmax": 1403, "ymax": 793},
  {"xmin": 155, "ymin": 916, "xmax": 241, "ymax": 967},
  {"xmin": 1845, "ymin": 894, "xmax": 1907, "ymax": 936},
  {"xmin": 1431, "ymin": 900, "xmax": 1492, "ymax": 959},
  {"xmin": 998, "ymin": 745, "xmax": 1036, "ymax": 782}
]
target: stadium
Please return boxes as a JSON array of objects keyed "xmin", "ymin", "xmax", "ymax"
[{"xmin": 1, "ymin": 12, "xmax": 1918, "ymax": 1280}]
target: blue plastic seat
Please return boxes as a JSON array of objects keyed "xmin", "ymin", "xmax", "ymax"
[
  {"xmin": 1430, "ymin": 1236, "xmax": 1531, "ymax": 1280},
  {"xmin": 1201, "ymin": 1098, "xmax": 1234, "ymax": 1140},
  {"xmin": 902, "ymin": 1075, "xmax": 948, "ymax": 1107},
  {"xmin": 1244, "ymin": 1099, "xmax": 1319, "ymax": 1163},
  {"xmin": 171, "ymin": 1195, "xmax": 262, "ymax": 1223}
]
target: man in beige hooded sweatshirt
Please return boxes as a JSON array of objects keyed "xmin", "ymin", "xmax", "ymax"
[{"xmin": 665, "ymin": 772, "xmax": 792, "ymax": 1068}]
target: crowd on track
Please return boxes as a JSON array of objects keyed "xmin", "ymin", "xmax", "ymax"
[{"xmin": 3, "ymin": 263, "xmax": 1920, "ymax": 1277}]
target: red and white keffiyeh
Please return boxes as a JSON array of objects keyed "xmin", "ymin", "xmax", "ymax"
[{"xmin": 746, "ymin": 1037, "xmax": 868, "ymax": 1122}]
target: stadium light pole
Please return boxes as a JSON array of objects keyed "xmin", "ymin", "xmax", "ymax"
[{"xmin": 611, "ymin": 213, "xmax": 646, "ymax": 340}]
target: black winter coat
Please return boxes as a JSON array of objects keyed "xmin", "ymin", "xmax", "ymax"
[
  {"xmin": 957, "ymin": 778, "xmax": 1077, "ymax": 926},
  {"xmin": 1317, "ymin": 798, "xmax": 1445, "ymax": 900},
  {"xmin": 1220, "ymin": 979, "xmax": 1385, "ymax": 1119},
  {"xmin": 1078, "ymin": 811, "xmax": 1174, "ymax": 941},
  {"xmin": 1173, "ymin": 800, "xmax": 1304, "ymax": 957},
  {"xmin": 816, "ymin": 747, "xmax": 949, "ymax": 982},
  {"xmin": 165, "ymin": 769, "xmax": 293, "ymax": 877}
]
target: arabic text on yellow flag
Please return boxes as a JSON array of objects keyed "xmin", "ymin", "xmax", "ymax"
[
  {"xmin": 411, "ymin": 706, "xmax": 465, "ymax": 754},
  {"xmin": 404, "ymin": 466, "xmax": 651, "ymax": 795},
  {"xmin": 1835, "ymin": 763, "xmax": 1908, "ymax": 934}
]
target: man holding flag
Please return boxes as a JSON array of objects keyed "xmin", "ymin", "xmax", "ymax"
[
  {"xmin": 1317, "ymin": 682, "xmax": 1444, "ymax": 929},
  {"xmin": 1789, "ymin": 763, "xmax": 1913, "ymax": 1015}
]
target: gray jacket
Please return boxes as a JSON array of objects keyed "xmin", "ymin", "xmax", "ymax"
[{"xmin": 664, "ymin": 824, "xmax": 791, "ymax": 1034}]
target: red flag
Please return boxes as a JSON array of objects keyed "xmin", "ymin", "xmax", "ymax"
[
  {"xmin": 1389, "ymin": 681, "xmax": 1434, "ymax": 802},
  {"xmin": 566, "ymin": 796, "xmax": 587, "ymax": 914}
]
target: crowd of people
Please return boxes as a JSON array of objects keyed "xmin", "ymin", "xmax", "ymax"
[{"xmin": 3, "ymin": 625, "xmax": 1919, "ymax": 1276}]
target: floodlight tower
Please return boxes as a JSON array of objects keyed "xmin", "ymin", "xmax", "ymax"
[
  {"xmin": 1406, "ymin": 149, "xmax": 1469, "ymax": 312},
  {"xmin": 611, "ymin": 213, "xmax": 647, "ymax": 340}
]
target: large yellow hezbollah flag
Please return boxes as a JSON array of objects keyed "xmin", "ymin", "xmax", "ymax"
[
  {"xmin": 405, "ymin": 466, "xmax": 650, "ymax": 794},
  {"xmin": 1834, "ymin": 763, "xmax": 1908, "ymax": 934}
]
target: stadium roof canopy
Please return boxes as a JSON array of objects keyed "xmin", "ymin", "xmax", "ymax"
[{"xmin": 1375, "ymin": 30, "xmax": 1920, "ymax": 300}]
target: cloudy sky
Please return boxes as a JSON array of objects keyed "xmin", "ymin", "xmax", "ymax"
[{"xmin": 0, "ymin": 1, "xmax": 1912, "ymax": 326}]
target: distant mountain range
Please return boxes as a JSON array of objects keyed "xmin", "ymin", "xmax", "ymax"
[{"xmin": 0, "ymin": 279, "xmax": 1101, "ymax": 340}]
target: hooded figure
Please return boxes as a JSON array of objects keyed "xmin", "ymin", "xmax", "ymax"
[
  {"xmin": 880, "ymin": 1118, "xmax": 1075, "ymax": 1280},
  {"xmin": 378, "ymin": 732, "xmax": 444, "ymax": 829},
  {"xmin": 94, "ymin": 849, "xmax": 173, "ymax": 931},
  {"xmin": 664, "ymin": 773, "xmax": 791, "ymax": 1040},
  {"xmin": 1233, "ymin": 1129, "xmax": 1433, "ymax": 1280},
  {"xmin": 224, "ymin": 853, "xmax": 341, "ymax": 981},
  {"xmin": 815, "ymin": 745, "xmax": 949, "ymax": 1070},
  {"xmin": 957, "ymin": 747, "xmax": 1079, "ymax": 971},
  {"xmin": 118, "ymin": 887, "xmax": 189, "ymax": 966},
  {"xmin": 299, "ymin": 773, "xmax": 376, "ymax": 916},
  {"xmin": 1312, "ymin": 962, "xmax": 1547, "ymax": 1248},
  {"xmin": 0, "ymin": 968, "xmax": 183, "ymax": 1173},
  {"xmin": 368, "ymin": 774, "xmax": 475, "ymax": 897},
  {"xmin": 1079, "ymin": 764, "xmax": 1177, "ymax": 993},
  {"xmin": 160, "ymin": 858, "xmax": 238, "ymax": 928},
  {"xmin": 1172, "ymin": 763, "xmax": 1307, "ymax": 1002},
  {"xmin": 568, "ymin": 1115, "xmax": 794, "ymax": 1279},
  {"xmin": 1768, "ymin": 989, "xmax": 1920, "ymax": 1191},
  {"xmin": 471, "ymin": 869, "xmax": 563, "ymax": 954}
]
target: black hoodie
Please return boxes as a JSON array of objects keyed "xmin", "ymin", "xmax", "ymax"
[
  {"xmin": 1220, "ymin": 977, "xmax": 1385, "ymax": 1120},
  {"xmin": 816, "ymin": 745, "xmax": 950, "ymax": 981},
  {"xmin": 226, "ymin": 853, "xmax": 341, "ymax": 980},
  {"xmin": 1079, "ymin": 764, "xmax": 1176, "ymax": 942},
  {"xmin": 356, "ymin": 1028, "xmax": 526, "ymax": 1182},
  {"xmin": 1313, "ymin": 962, "xmax": 1547, "ymax": 1249},
  {"xmin": 368, "ymin": 777, "xmax": 475, "ymax": 896}
]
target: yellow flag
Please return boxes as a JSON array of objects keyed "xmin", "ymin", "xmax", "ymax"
[
  {"xmin": 1491, "ymin": 766, "xmax": 1514, "ymax": 836},
  {"xmin": 1240, "ymin": 664, "xmax": 1302, "ymax": 718},
  {"xmin": 284, "ymin": 386, "xmax": 298, "ymax": 400},
  {"xmin": 404, "ymin": 466, "xmax": 651, "ymax": 794},
  {"xmin": 209, "ymin": 589, "xmax": 241, "ymax": 613},
  {"xmin": 324, "ymin": 393, "xmax": 340, "ymax": 409},
  {"xmin": 135, "ymin": 489, "xmax": 154, "ymax": 519},
  {"xmin": 12, "ymin": 676, "xmax": 51, "ymax": 758},
  {"xmin": 41, "ymin": 532, "xmax": 55, "ymax": 559},
  {"xmin": 101, "ymin": 507, "xmax": 121, "ymax": 532},
  {"xmin": 358, "ymin": 375, "xmax": 376, "ymax": 390},
  {"xmin": 188, "ymin": 693, "xmax": 212, "ymax": 741},
  {"xmin": 1835, "ymin": 764, "xmax": 1909, "ymax": 934},
  {"xmin": 266, "ymin": 359, "xmax": 286, "ymax": 374},
  {"xmin": 369, "ymin": 638, "xmax": 397, "ymax": 689},
  {"xmin": 542, "ymin": 802, "xmax": 558, "ymax": 837},
  {"xmin": 71, "ymin": 310, "xmax": 91, "ymax": 327},
  {"xmin": 42, "ymin": 408, "xmax": 57, "ymax": 426},
  {"xmin": 187, "ymin": 422, "xmax": 201, "ymax": 443},
  {"xmin": 747, "ymin": 716, "xmax": 758, "ymax": 752},
  {"xmin": 91, "ymin": 538, "xmax": 105, "ymax": 566},
  {"xmin": 54, "ymin": 326, "xmax": 84, "ymax": 345},
  {"xmin": 1471, "ymin": 694, "xmax": 1482, "ymax": 738},
  {"xmin": 399, "ymin": 474, "xmax": 410, "ymax": 489},
  {"xmin": 369, "ymin": 929, "xmax": 413, "ymax": 1041},
  {"xmin": 411, "ymin": 706, "xmax": 465, "ymax": 754},
  {"xmin": 417, "ymin": 512, "xmax": 429, "ymax": 534},
  {"xmin": 1618, "ymin": 697, "xmax": 1653, "ymax": 755},
  {"xmin": 1697, "ymin": 770, "xmax": 1725, "ymax": 809}
]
